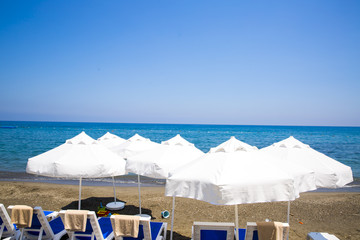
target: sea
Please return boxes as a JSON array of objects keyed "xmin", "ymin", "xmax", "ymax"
[{"xmin": 0, "ymin": 121, "xmax": 359, "ymax": 191}]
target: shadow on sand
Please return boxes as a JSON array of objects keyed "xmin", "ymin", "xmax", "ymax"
[
  {"xmin": 61, "ymin": 197, "xmax": 153, "ymax": 217},
  {"xmin": 61, "ymin": 197, "xmax": 190, "ymax": 240}
]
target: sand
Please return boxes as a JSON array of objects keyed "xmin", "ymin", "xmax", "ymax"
[{"xmin": 0, "ymin": 181, "xmax": 359, "ymax": 239}]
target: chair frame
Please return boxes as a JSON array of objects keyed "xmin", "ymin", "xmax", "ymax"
[
  {"xmin": 192, "ymin": 222, "xmax": 235, "ymax": 240},
  {"xmin": 7, "ymin": 205, "xmax": 65, "ymax": 240},
  {"xmin": 111, "ymin": 216, "xmax": 167, "ymax": 240},
  {"xmin": 0, "ymin": 203, "xmax": 18, "ymax": 239},
  {"xmin": 59, "ymin": 210, "xmax": 114, "ymax": 240},
  {"xmin": 245, "ymin": 222, "xmax": 289, "ymax": 240}
]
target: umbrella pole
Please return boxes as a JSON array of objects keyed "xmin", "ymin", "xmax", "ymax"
[
  {"xmin": 138, "ymin": 174, "xmax": 142, "ymax": 214},
  {"xmin": 235, "ymin": 204, "xmax": 239, "ymax": 240},
  {"xmin": 287, "ymin": 200, "xmax": 290, "ymax": 223},
  {"xmin": 287, "ymin": 201, "xmax": 291, "ymax": 240},
  {"xmin": 170, "ymin": 196, "xmax": 176, "ymax": 240},
  {"xmin": 78, "ymin": 177, "xmax": 82, "ymax": 210},
  {"xmin": 112, "ymin": 176, "xmax": 117, "ymax": 203}
]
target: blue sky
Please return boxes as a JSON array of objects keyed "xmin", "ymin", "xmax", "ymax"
[{"xmin": 0, "ymin": 1, "xmax": 359, "ymax": 126}]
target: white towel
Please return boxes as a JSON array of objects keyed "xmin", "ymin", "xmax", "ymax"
[
  {"xmin": 11, "ymin": 205, "xmax": 33, "ymax": 228},
  {"xmin": 111, "ymin": 215, "xmax": 140, "ymax": 238},
  {"xmin": 64, "ymin": 210, "xmax": 88, "ymax": 232},
  {"xmin": 257, "ymin": 221, "xmax": 284, "ymax": 240}
]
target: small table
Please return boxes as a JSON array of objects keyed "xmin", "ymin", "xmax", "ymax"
[{"xmin": 106, "ymin": 201, "xmax": 125, "ymax": 211}]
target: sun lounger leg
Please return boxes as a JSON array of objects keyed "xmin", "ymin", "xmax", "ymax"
[{"xmin": 37, "ymin": 227, "xmax": 44, "ymax": 240}]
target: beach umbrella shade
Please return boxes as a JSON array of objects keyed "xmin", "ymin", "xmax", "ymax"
[
  {"xmin": 97, "ymin": 132, "xmax": 128, "ymax": 210},
  {"xmin": 165, "ymin": 137, "xmax": 306, "ymax": 240},
  {"xmin": 110, "ymin": 133, "xmax": 160, "ymax": 217},
  {"xmin": 26, "ymin": 131, "xmax": 127, "ymax": 209},
  {"xmin": 97, "ymin": 132, "xmax": 126, "ymax": 149},
  {"xmin": 126, "ymin": 134, "xmax": 204, "ymax": 217},
  {"xmin": 126, "ymin": 134, "xmax": 204, "ymax": 179},
  {"xmin": 110, "ymin": 133, "xmax": 160, "ymax": 159},
  {"xmin": 260, "ymin": 136, "xmax": 353, "ymax": 188}
]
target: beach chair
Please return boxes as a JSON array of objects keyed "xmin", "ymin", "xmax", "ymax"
[
  {"xmin": 7, "ymin": 205, "xmax": 66, "ymax": 240},
  {"xmin": 192, "ymin": 222, "xmax": 235, "ymax": 240},
  {"xmin": 307, "ymin": 232, "xmax": 340, "ymax": 240},
  {"xmin": 0, "ymin": 203, "xmax": 20, "ymax": 239},
  {"xmin": 241, "ymin": 222, "xmax": 289, "ymax": 240},
  {"xmin": 59, "ymin": 210, "xmax": 114, "ymax": 240},
  {"xmin": 111, "ymin": 215, "xmax": 167, "ymax": 240}
]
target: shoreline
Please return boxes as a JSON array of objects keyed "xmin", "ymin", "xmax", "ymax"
[
  {"xmin": 0, "ymin": 171, "xmax": 165, "ymax": 187},
  {"xmin": 0, "ymin": 181, "xmax": 359, "ymax": 239},
  {"xmin": 0, "ymin": 171, "xmax": 359, "ymax": 192}
]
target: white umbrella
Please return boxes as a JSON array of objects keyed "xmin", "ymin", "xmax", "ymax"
[
  {"xmin": 126, "ymin": 134, "xmax": 204, "ymax": 179},
  {"xmin": 110, "ymin": 133, "xmax": 160, "ymax": 217},
  {"xmin": 97, "ymin": 132, "xmax": 127, "ymax": 210},
  {"xmin": 260, "ymin": 136, "xmax": 353, "ymax": 188},
  {"xmin": 26, "ymin": 131, "xmax": 127, "ymax": 209},
  {"xmin": 165, "ymin": 137, "xmax": 301, "ymax": 240},
  {"xmin": 126, "ymin": 134, "xmax": 204, "ymax": 217},
  {"xmin": 110, "ymin": 133, "xmax": 160, "ymax": 159},
  {"xmin": 97, "ymin": 132, "xmax": 126, "ymax": 149}
]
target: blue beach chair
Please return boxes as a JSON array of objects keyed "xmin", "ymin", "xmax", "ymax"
[
  {"xmin": 111, "ymin": 216, "xmax": 167, "ymax": 240},
  {"xmin": 192, "ymin": 222, "xmax": 235, "ymax": 240},
  {"xmin": 240, "ymin": 222, "xmax": 289, "ymax": 240},
  {"xmin": 59, "ymin": 210, "xmax": 114, "ymax": 240},
  {"xmin": 0, "ymin": 203, "xmax": 19, "ymax": 239},
  {"xmin": 7, "ymin": 205, "xmax": 66, "ymax": 240}
]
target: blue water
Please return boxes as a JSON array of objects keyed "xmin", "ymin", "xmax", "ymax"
[{"xmin": 0, "ymin": 121, "xmax": 360, "ymax": 179}]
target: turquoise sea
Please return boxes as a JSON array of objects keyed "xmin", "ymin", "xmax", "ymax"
[{"xmin": 0, "ymin": 121, "xmax": 359, "ymax": 187}]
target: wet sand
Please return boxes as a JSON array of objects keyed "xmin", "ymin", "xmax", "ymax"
[{"xmin": 0, "ymin": 181, "xmax": 359, "ymax": 239}]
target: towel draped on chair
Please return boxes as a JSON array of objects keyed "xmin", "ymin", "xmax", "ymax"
[
  {"xmin": 64, "ymin": 210, "xmax": 88, "ymax": 232},
  {"xmin": 110, "ymin": 215, "xmax": 140, "ymax": 238},
  {"xmin": 256, "ymin": 221, "xmax": 284, "ymax": 240},
  {"xmin": 11, "ymin": 205, "xmax": 33, "ymax": 228}
]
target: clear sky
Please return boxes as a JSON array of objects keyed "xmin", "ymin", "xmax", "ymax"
[{"xmin": 0, "ymin": 1, "xmax": 359, "ymax": 126}]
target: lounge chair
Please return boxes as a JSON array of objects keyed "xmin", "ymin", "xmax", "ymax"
[
  {"xmin": 59, "ymin": 210, "xmax": 114, "ymax": 240},
  {"xmin": 241, "ymin": 222, "xmax": 289, "ymax": 240},
  {"xmin": 307, "ymin": 232, "xmax": 340, "ymax": 240},
  {"xmin": 0, "ymin": 203, "xmax": 20, "ymax": 239},
  {"xmin": 7, "ymin": 205, "xmax": 66, "ymax": 240},
  {"xmin": 192, "ymin": 222, "xmax": 235, "ymax": 240},
  {"xmin": 111, "ymin": 215, "xmax": 167, "ymax": 240}
]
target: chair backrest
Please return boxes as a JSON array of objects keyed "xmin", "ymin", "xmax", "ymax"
[
  {"xmin": 59, "ymin": 210, "xmax": 105, "ymax": 240},
  {"xmin": 33, "ymin": 206, "xmax": 56, "ymax": 239},
  {"xmin": 7, "ymin": 205, "xmax": 59, "ymax": 240},
  {"xmin": 245, "ymin": 222, "xmax": 289, "ymax": 240},
  {"xmin": 192, "ymin": 222, "xmax": 235, "ymax": 240},
  {"xmin": 0, "ymin": 203, "xmax": 16, "ymax": 238},
  {"xmin": 112, "ymin": 217, "xmax": 152, "ymax": 240}
]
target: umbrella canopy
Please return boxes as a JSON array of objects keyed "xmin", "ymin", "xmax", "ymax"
[
  {"xmin": 165, "ymin": 136, "xmax": 298, "ymax": 205},
  {"xmin": 126, "ymin": 134, "xmax": 204, "ymax": 179},
  {"xmin": 161, "ymin": 134, "xmax": 197, "ymax": 147},
  {"xmin": 126, "ymin": 134, "xmax": 204, "ymax": 217},
  {"xmin": 110, "ymin": 133, "xmax": 160, "ymax": 159},
  {"xmin": 97, "ymin": 132, "xmax": 126, "ymax": 149},
  {"xmin": 260, "ymin": 136, "xmax": 353, "ymax": 188},
  {"xmin": 165, "ymin": 136, "xmax": 302, "ymax": 240},
  {"xmin": 27, "ymin": 131, "xmax": 126, "ymax": 178},
  {"xmin": 26, "ymin": 131, "xmax": 126, "ymax": 209}
]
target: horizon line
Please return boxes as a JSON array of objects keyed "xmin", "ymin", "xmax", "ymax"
[{"xmin": 1, "ymin": 119, "xmax": 359, "ymax": 128}]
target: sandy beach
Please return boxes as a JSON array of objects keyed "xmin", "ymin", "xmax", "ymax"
[{"xmin": 0, "ymin": 181, "xmax": 359, "ymax": 240}]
